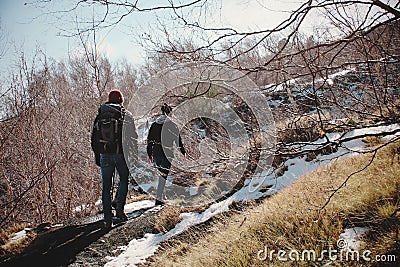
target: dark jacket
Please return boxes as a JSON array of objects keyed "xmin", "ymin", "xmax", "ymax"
[
  {"xmin": 91, "ymin": 102, "xmax": 137, "ymax": 165},
  {"xmin": 147, "ymin": 115, "xmax": 185, "ymax": 160}
]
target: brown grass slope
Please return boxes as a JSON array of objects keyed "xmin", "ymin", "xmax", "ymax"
[{"xmin": 146, "ymin": 142, "xmax": 400, "ymax": 266}]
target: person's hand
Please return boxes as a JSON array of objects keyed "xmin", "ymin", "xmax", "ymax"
[{"xmin": 148, "ymin": 156, "xmax": 153, "ymax": 163}]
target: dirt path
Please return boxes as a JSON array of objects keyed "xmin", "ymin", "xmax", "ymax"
[{"xmin": 0, "ymin": 207, "xmax": 162, "ymax": 267}]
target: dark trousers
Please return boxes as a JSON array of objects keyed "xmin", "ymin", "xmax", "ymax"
[
  {"xmin": 100, "ymin": 153, "xmax": 129, "ymax": 223},
  {"xmin": 153, "ymin": 156, "xmax": 171, "ymax": 202}
]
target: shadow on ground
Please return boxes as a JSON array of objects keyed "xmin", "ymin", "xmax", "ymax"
[
  {"xmin": 0, "ymin": 205, "xmax": 157, "ymax": 267},
  {"xmin": 1, "ymin": 220, "xmax": 110, "ymax": 267}
]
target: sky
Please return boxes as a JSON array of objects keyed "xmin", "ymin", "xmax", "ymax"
[
  {"xmin": 0, "ymin": 0, "xmax": 149, "ymax": 75},
  {"xmin": 0, "ymin": 0, "xmax": 318, "ymax": 81},
  {"xmin": 1, "ymin": 0, "xmax": 397, "ymax": 82}
]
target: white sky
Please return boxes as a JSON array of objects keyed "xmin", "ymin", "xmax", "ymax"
[
  {"xmin": 0, "ymin": 0, "xmax": 397, "ymax": 79},
  {"xmin": 0, "ymin": 1, "xmax": 315, "ymax": 73}
]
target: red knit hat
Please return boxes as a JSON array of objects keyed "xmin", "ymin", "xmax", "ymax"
[{"xmin": 108, "ymin": 90, "xmax": 124, "ymax": 104}]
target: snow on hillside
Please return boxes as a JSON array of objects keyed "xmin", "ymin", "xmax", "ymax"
[
  {"xmin": 104, "ymin": 123, "xmax": 400, "ymax": 266},
  {"xmin": 260, "ymin": 68, "xmax": 355, "ymax": 92}
]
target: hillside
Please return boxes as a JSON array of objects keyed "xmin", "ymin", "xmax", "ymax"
[
  {"xmin": 1, "ymin": 1, "xmax": 399, "ymax": 266},
  {"xmin": 144, "ymin": 141, "xmax": 400, "ymax": 267},
  {"xmin": 1, "ymin": 59, "xmax": 399, "ymax": 266},
  {"xmin": 3, "ymin": 134, "xmax": 398, "ymax": 267}
]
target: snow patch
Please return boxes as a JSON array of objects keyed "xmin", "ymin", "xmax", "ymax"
[
  {"xmin": 1, "ymin": 228, "xmax": 31, "ymax": 250},
  {"xmin": 339, "ymin": 227, "xmax": 369, "ymax": 251},
  {"xmin": 105, "ymin": 199, "xmax": 233, "ymax": 266},
  {"xmin": 104, "ymin": 123, "xmax": 399, "ymax": 266},
  {"xmin": 124, "ymin": 200, "xmax": 155, "ymax": 214}
]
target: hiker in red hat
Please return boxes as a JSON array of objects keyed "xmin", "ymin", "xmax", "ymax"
[
  {"xmin": 91, "ymin": 90, "xmax": 138, "ymax": 229},
  {"xmin": 108, "ymin": 89, "xmax": 124, "ymax": 104}
]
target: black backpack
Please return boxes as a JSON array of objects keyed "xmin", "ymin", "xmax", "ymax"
[{"xmin": 96, "ymin": 103, "xmax": 124, "ymax": 153}]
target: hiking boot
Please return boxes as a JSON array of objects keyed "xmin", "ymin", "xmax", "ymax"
[
  {"xmin": 135, "ymin": 186, "xmax": 146, "ymax": 195},
  {"xmin": 116, "ymin": 210, "xmax": 128, "ymax": 221},
  {"xmin": 155, "ymin": 199, "xmax": 165, "ymax": 206},
  {"xmin": 103, "ymin": 221, "xmax": 112, "ymax": 230},
  {"xmin": 111, "ymin": 199, "xmax": 117, "ymax": 210}
]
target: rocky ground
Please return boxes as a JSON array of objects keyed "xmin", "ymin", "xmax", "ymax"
[
  {"xmin": 71, "ymin": 208, "xmax": 163, "ymax": 266},
  {"xmin": 0, "ymin": 206, "xmax": 163, "ymax": 267}
]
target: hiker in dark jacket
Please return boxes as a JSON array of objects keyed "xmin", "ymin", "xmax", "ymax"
[
  {"xmin": 91, "ymin": 89, "xmax": 138, "ymax": 229},
  {"xmin": 147, "ymin": 103, "xmax": 186, "ymax": 205}
]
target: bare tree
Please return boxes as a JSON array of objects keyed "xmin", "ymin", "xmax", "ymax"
[
  {"xmin": 14, "ymin": 0, "xmax": 399, "ymax": 216},
  {"xmin": 0, "ymin": 19, "xmax": 7, "ymax": 61},
  {"xmin": 0, "ymin": 44, "xmax": 135, "ymax": 227},
  {"xmin": 48, "ymin": 0, "xmax": 398, "ymax": 148}
]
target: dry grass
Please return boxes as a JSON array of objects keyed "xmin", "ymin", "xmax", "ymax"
[
  {"xmin": 1, "ymin": 231, "xmax": 36, "ymax": 257},
  {"xmin": 154, "ymin": 205, "xmax": 183, "ymax": 234},
  {"xmin": 146, "ymin": 142, "xmax": 400, "ymax": 266},
  {"xmin": 362, "ymin": 136, "xmax": 384, "ymax": 147},
  {"xmin": 0, "ymin": 229, "xmax": 9, "ymax": 247},
  {"xmin": 0, "ymin": 224, "xmax": 26, "ymax": 246},
  {"xmin": 275, "ymin": 113, "xmax": 323, "ymax": 144},
  {"xmin": 0, "ymin": 224, "xmax": 36, "ymax": 259},
  {"xmin": 126, "ymin": 192, "xmax": 154, "ymax": 204}
]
